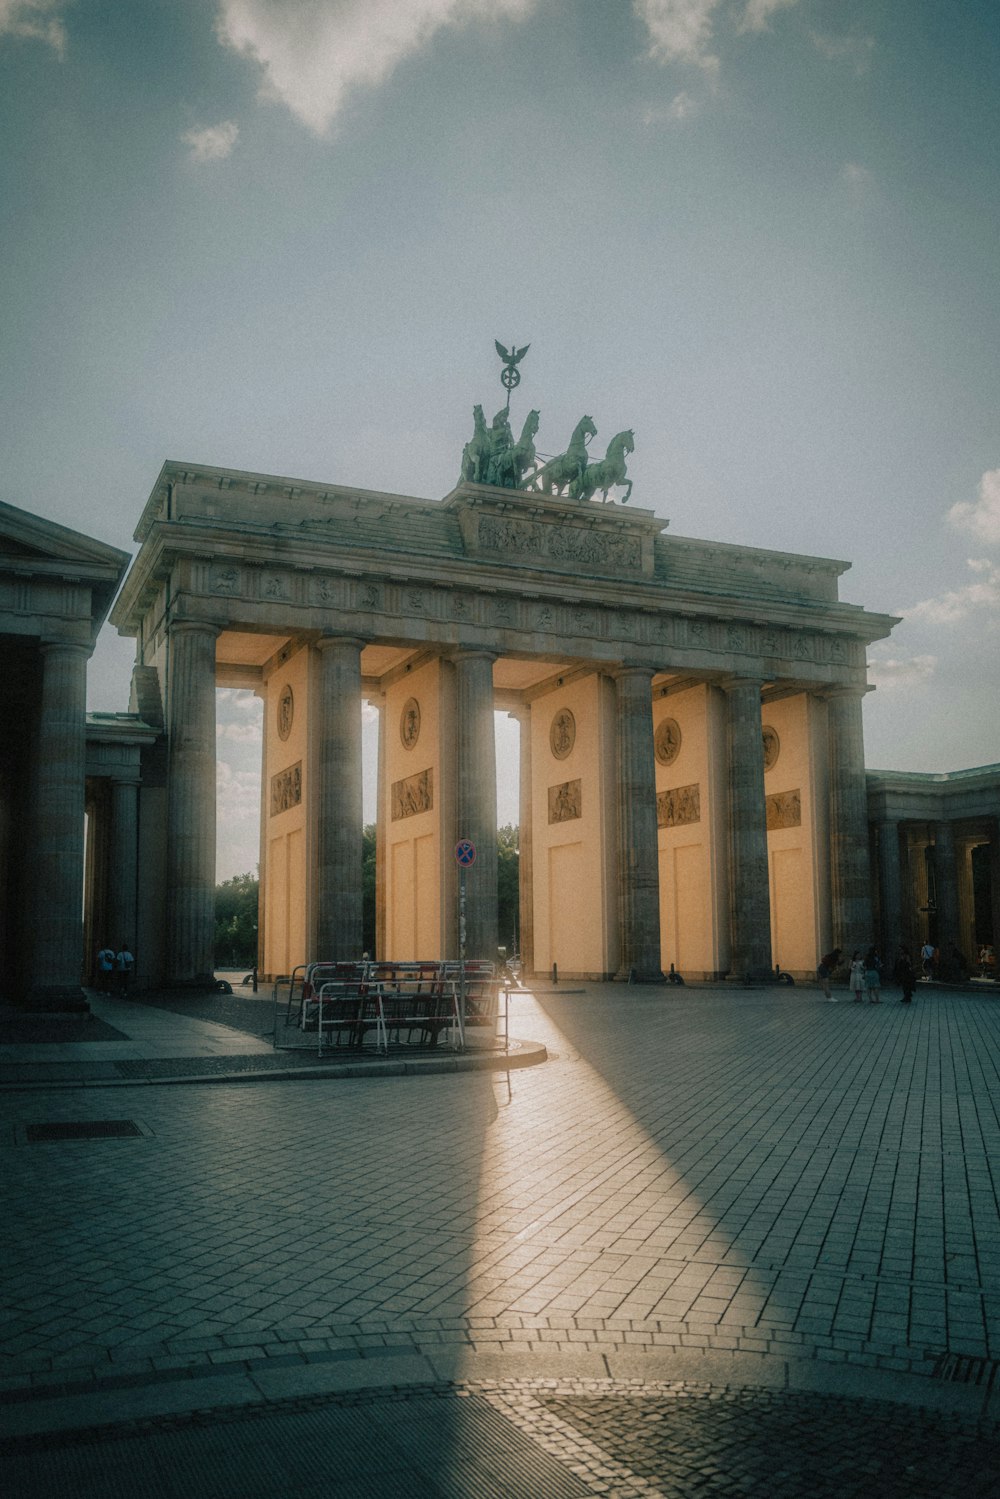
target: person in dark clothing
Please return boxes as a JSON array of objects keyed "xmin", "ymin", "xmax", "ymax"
[
  {"xmin": 898, "ymin": 951, "xmax": 916, "ymax": 1004},
  {"xmin": 817, "ymin": 948, "xmax": 842, "ymax": 999}
]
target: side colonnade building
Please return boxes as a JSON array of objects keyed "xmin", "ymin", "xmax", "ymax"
[{"xmin": 106, "ymin": 462, "xmax": 901, "ymax": 988}]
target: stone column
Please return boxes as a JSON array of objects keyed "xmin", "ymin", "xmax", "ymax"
[
  {"xmin": 314, "ymin": 636, "xmax": 364, "ymax": 961},
  {"xmin": 614, "ymin": 667, "xmax": 662, "ymax": 981},
  {"xmin": 724, "ymin": 678, "xmax": 772, "ymax": 978},
  {"xmin": 373, "ymin": 694, "xmax": 387, "ymax": 961},
  {"xmin": 934, "ymin": 820, "xmax": 960, "ymax": 974},
  {"xmin": 166, "ymin": 622, "xmax": 218, "ymax": 984},
  {"xmin": 454, "ymin": 651, "xmax": 498, "ymax": 961},
  {"xmin": 510, "ymin": 707, "xmax": 534, "ymax": 977},
  {"xmin": 28, "ymin": 641, "xmax": 89, "ymax": 1010},
  {"xmin": 827, "ymin": 690, "xmax": 873, "ymax": 953},
  {"xmin": 990, "ymin": 822, "xmax": 1000, "ymax": 970},
  {"xmin": 876, "ymin": 818, "xmax": 903, "ymax": 964},
  {"xmin": 108, "ymin": 776, "xmax": 140, "ymax": 957}
]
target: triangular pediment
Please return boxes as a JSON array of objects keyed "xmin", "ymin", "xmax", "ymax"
[{"xmin": 0, "ymin": 498, "xmax": 129, "ymax": 575}]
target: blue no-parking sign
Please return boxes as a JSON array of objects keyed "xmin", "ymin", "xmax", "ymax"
[{"xmin": 455, "ymin": 839, "xmax": 477, "ymax": 868}]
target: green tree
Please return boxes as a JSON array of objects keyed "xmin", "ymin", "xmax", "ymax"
[
  {"xmin": 497, "ymin": 824, "xmax": 519, "ymax": 958},
  {"xmin": 214, "ymin": 872, "xmax": 259, "ymax": 968},
  {"xmin": 362, "ymin": 823, "xmax": 377, "ymax": 955}
]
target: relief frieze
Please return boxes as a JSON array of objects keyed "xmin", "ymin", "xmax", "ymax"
[
  {"xmin": 548, "ymin": 779, "xmax": 582, "ymax": 824},
  {"xmin": 209, "ymin": 565, "xmax": 241, "ymax": 596},
  {"xmin": 476, "ymin": 515, "xmax": 641, "ymax": 573},
  {"xmin": 766, "ymin": 789, "xmax": 801, "ymax": 830},
  {"xmin": 270, "ymin": 761, "xmax": 302, "ymax": 816},
  {"xmin": 391, "ymin": 768, "xmax": 433, "ymax": 820},
  {"xmin": 657, "ymin": 782, "xmax": 701, "ymax": 828}
]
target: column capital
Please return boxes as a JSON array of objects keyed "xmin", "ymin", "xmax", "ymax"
[
  {"xmin": 40, "ymin": 639, "xmax": 91, "ymax": 659},
  {"xmin": 718, "ymin": 675, "xmax": 763, "ymax": 695},
  {"xmin": 168, "ymin": 619, "xmax": 219, "ymax": 640},
  {"xmin": 452, "ymin": 648, "xmax": 497, "ymax": 666},
  {"xmin": 818, "ymin": 684, "xmax": 873, "ymax": 701},
  {"xmin": 315, "ymin": 633, "xmax": 365, "ymax": 653}
]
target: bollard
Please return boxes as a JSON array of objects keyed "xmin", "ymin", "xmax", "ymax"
[{"xmin": 552, "ymin": 962, "xmax": 558, "ymax": 985}]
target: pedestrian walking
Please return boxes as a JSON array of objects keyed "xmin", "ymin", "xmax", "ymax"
[
  {"xmin": 898, "ymin": 951, "xmax": 916, "ymax": 1004},
  {"xmin": 95, "ymin": 942, "xmax": 115, "ymax": 994},
  {"xmin": 114, "ymin": 942, "xmax": 134, "ymax": 998},
  {"xmin": 849, "ymin": 950, "xmax": 865, "ymax": 1003},
  {"xmin": 920, "ymin": 940, "xmax": 935, "ymax": 980},
  {"xmin": 817, "ymin": 948, "xmax": 842, "ymax": 1000},
  {"xmin": 864, "ymin": 946, "xmax": 882, "ymax": 1004}
]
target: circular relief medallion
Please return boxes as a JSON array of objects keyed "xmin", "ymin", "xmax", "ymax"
[
  {"xmin": 654, "ymin": 717, "xmax": 681, "ymax": 766},
  {"xmin": 762, "ymin": 725, "xmax": 780, "ymax": 771},
  {"xmin": 400, "ymin": 697, "xmax": 421, "ymax": 750},
  {"xmin": 277, "ymin": 684, "xmax": 294, "ymax": 742},
  {"xmin": 550, "ymin": 708, "xmax": 576, "ymax": 760}
]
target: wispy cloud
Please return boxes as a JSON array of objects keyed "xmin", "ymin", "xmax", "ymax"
[
  {"xmin": 642, "ymin": 89, "xmax": 700, "ymax": 125},
  {"xmin": 216, "ymin": 759, "xmax": 262, "ymax": 822},
  {"xmin": 739, "ymin": 0, "xmax": 798, "ymax": 33},
  {"xmin": 811, "ymin": 29, "xmax": 875, "ymax": 76},
  {"xmin": 182, "ymin": 120, "xmax": 240, "ymax": 162},
  {"xmin": 948, "ymin": 467, "xmax": 1000, "ymax": 547},
  {"xmin": 634, "ymin": 0, "xmax": 722, "ymax": 72},
  {"xmin": 217, "ymin": 719, "xmax": 262, "ymax": 744},
  {"xmin": 866, "ymin": 653, "xmax": 937, "ymax": 691},
  {"xmin": 0, "ymin": 0, "xmax": 69, "ymax": 55},
  {"xmin": 216, "ymin": 0, "xmax": 534, "ymax": 135},
  {"xmin": 904, "ymin": 558, "xmax": 1000, "ymax": 626}
]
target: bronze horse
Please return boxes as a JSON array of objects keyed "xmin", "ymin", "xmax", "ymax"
[
  {"xmin": 579, "ymin": 429, "xmax": 634, "ymax": 503},
  {"xmin": 531, "ymin": 415, "xmax": 597, "ymax": 499}
]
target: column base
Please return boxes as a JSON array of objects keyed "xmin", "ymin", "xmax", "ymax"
[
  {"xmin": 614, "ymin": 966, "xmax": 667, "ymax": 983},
  {"xmin": 23, "ymin": 986, "xmax": 90, "ymax": 1014}
]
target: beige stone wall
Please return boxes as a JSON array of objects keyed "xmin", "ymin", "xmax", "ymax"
[
  {"xmin": 383, "ymin": 659, "xmax": 454, "ymax": 961},
  {"xmin": 762, "ymin": 693, "xmax": 830, "ymax": 976},
  {"xmin": 530, "ymin": 673, "xmax": 618, "ymax": 979},
  {"xmin": 262, "ymin": 645, "xmax": 309, "ymax": 978},
  {"xmin": 655, "ymin": 683, "xmax": 730, "ymax": 979}
]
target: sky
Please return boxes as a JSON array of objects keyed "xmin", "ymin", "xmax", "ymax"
[{"xmin": 2, "ymin": 0, "xmax": 998, "ymax": 880}]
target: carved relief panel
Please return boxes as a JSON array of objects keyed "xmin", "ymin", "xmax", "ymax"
[{"xmin": 548, "ymin": 779, "xmax": 582, "ymax": 824}]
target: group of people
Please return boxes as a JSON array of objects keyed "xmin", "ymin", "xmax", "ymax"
[
  {"xmin": 95, "ymin": 942, "xmax": 134, "ymax": 997},
  {"xmin": 817, "ymin": 945, "xmax": 916, "ymax": 1005}
]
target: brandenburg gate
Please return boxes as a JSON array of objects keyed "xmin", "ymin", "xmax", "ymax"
[{"xmin": 110, "ymin": 383, "xmax": 897, "ymax": 984}]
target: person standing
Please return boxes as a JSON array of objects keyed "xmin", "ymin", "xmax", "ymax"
[
  {"xmin": 920, "ymin": 940, "xmax": 935, "ymax": 980},
  {"xmin": 849, "ymin": 951, "xmax": 865, "ymax": 1003},
  {"xmin": 898, "ymin": 951, "xmax": 916, "ymax": 1004},
  {"xmin": 114, "ymin": 942, "xmax": 134, "ymax": 999},
  {"xmin": 817, "ymin": 948, "xmax": 842, "ymax": 1000},
  {"xmin": 864, "ymin": 946, "xmax": 882, "ymax": 1004},
  {"xmin": 96, "ymin": 943, "xmax": 115, "ymax": 995}
]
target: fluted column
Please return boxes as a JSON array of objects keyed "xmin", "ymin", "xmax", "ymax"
[
  {"xmin": 614, "ymin": 667, "xmax": 662, "ymax": 981},
  {"xmin": 877, "ymin": 818, "xmax": 903, "ymax": 963},
  {"xmin": 454, "ymin": 651, "xmax": 498, "ymax": 961},
  {"xmin": 166, "ymin": 622, "xmax": 218, "ymax": 983},
  {"xmin": 314, "ymin": 636, "xmax": 364, "ymax": 962},
  {"xmin": 108, "ymin": 776, "xmax": 140, "ymax": 957},
  {"xmin": 28, "ymin": 641, "xmax": 89, "ymax": 1008},
  {"xmin": 827, "ymin": 689, "xmax": 873, "ymax": 952},
  {"xmin": 724, "ymin": 678, "xmax": 772, "ymax": 978},
  {"xmin": 374, "ymin": 694, "xmax": 387, "ymax": 960},
  {"xmin": 934, "ymin": 820, "xmax": 960, "ymax": 972},
  {"xmin": 510, "ymin": 707, "xmax": 533, "ymax": 976}
]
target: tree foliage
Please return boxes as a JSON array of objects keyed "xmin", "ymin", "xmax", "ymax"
[
  {"xmin": 497, "ymin": 823, "xmax": 519, "ymax": 957},
  {"xmin": 214, "ymin": 872, "xmax": 259, "ymax": 967}
]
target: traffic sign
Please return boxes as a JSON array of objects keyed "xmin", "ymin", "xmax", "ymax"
[{"xmin": 455, "ymin": 839, "xmax": 477, "ymax": 867}]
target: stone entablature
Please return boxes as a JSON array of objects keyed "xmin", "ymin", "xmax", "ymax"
[
  {"xmin": 867, "ymin": 765, "xmax": 1000, "ymax": 824},
  {"xmin": 113, "ymin": 465, "xmax": 896, "ymax": 696}
]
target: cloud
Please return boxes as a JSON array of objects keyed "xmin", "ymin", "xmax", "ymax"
[
  {"xmin": 904, "ymin": 558, "xmax": 1000, "ymax": 626},
  {"xmin": 866, "ymin": 653, "xmax": 937, "ymax": 691},
  {"xmin": 217, "ymin": 720, "xmax": 262, "ymax": 744},
  {"xmin": 217, "ymin": 759, "xmax": 262, "ymax": 823},
  {"xmin": 840, "ymin": 161, "xmax": 872, "ymax": 187},
  {"xmin": 182, "ymin": 120, "xmax": 240, "ymax": 161},
  {"xmin": 634, "ymin": 0, "xmax": 722, "ymax": 72},
  {"xmin": 642, "ymin": 89, "xmax": 700, "ymax": 124},
  {"xmin": 0, "ymin": 0, "xmax": 68, "ymax": 55},
  {"xmin": 216, "ymin": 0, "xmax": 534, "ymax": 135},
  {"xmin": 948, "ymin": 468, "xmax": 1000, "ymax": 547},
  {"xmin": 739, "ymin": 0, "xmax": 798, "ymax": 32},
  {"xmin": 811, "ymin": 29, "xmax": 875, "ymax": 76}
]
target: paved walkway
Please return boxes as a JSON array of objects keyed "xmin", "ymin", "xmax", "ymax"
[{"xmin": 2, "ymin": 981, "xmax": 999, "ymax": 1494}]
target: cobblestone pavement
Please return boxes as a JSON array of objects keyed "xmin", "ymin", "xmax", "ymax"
[
  {"xmin": 3, "ymin": 1375, "xmax": 999, "ymax": 1497},
  {"xmin": 2, "ymin": 982, "xmax": 1000, "ymax": 1490}
]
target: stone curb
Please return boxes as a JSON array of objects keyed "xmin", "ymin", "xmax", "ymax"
[
  {"xmin": 0, "ymin": 1038, "xmax": 547, "ymax": 1092},
  {"xmin": 2, "ymin": 1344, "xmax": 995, "ymax": 1445}
]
